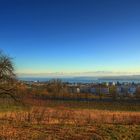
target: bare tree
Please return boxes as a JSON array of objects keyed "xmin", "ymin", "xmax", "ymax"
[
  {"xmin": 110, "ymin": 85, "xmax": 117, "ymax": 101},
  {"xmin": 0, "ymin": 51, "xmax": 18, "ymax": 101},
  {"xmin": 47, "ymin": 79, "xmax": 64, "ymax": 98}
]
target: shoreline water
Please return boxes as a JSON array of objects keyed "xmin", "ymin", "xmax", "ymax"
[{"xmin": 18, "ymin": 77, "xmax": 140, "ymax": 84}]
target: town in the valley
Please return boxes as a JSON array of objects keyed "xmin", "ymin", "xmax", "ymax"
[{"xmin": 21, "ymin": 80, "xmax": 140, "ymax": 98}]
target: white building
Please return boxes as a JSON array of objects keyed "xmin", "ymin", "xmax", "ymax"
[
  {"xmin": 128, "ymin": 87, "xmax": 136, "ymax": 95},
  {"xmin": 116, "ymin": 86, "xmax": 136, "ymax": 96}
]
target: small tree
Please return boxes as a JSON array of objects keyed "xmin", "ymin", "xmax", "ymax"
[
  {"xmin": 135, "ymin": 87, "xmax": 140, "ymax": 98},
  {"xmin": 97, "ymin": 84, "xmax": 103, "ymax": 100},
  {"xmin": 0, "ymin": 51, "xmax": 18, "ymax": 101},
  {"xmin": 47, "ymin": 79, "xmax": 64, "ymax": 98},
  {"xmin": 110, "ymin": 86, "xmax": 117, "ymax": 100}
]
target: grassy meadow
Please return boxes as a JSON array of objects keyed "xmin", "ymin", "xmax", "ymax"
[{"xmin": 0, "ymin": 97, "xmax": 140, "ymax": 140}]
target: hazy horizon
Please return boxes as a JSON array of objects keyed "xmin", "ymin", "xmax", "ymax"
[{"xmin": 17, "ymin": 71, "xmax": 140, "ymax": 78}]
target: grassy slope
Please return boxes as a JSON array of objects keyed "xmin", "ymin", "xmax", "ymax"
[
  {"xmin": 0, "ymin": 98, "xmax": 140, "ymax": 140},
  {"xmin": 0, "ymin": 123, "xmax": 139, "ymax": 140}
]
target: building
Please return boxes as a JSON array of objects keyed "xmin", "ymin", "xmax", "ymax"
[
  {"xmin": 100, "ymin": 87, "xmax": 109, "ymax": 94},
  {"xmin": 90, "ymin": 87, "xmax": 97, "ymax": 93},
  {"xmin": 117, "ymin": 85, "xmax": 137, "ymax": 96},
  {"xmin": 128, "ymin": 87, "xmax": 136, "ymax": 95},
  {"xmin": 80, "ymin": 86, "xmax": 90, "ymax": 93}
]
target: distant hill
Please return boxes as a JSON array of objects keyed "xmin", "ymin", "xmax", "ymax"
[
  {"xmin": 98, "ymin": 75, "xmax": 140, "ymax": 80},
  {"xmin": 74, "ymin": 75, "xmax": 140, "ymax": 80}
]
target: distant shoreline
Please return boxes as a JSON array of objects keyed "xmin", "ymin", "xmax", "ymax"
[{"xmin": 18, "ymin": 76, "xmax": 140, "ymax": 83}]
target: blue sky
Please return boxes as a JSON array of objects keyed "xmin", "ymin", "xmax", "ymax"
[{"xmin": 0, "ymin": 0, "xmax": 140, "ymax": 77}]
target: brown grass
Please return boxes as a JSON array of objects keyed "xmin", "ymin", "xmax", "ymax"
[
  {"xmin": 0, "ymin": 107, "xmax": 140, "ymax": 126},
  {"xmin": 0, "ymin": 98, "xmax": 140, "ymax": 139},
  {"xmin": 0, "ymin": 106, "xmax": 140, "ymax": 139}
]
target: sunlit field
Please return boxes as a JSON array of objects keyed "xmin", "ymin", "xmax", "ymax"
[{"xmin": 0, "ymin": 97, "xmax": 140, "ymax": 140}]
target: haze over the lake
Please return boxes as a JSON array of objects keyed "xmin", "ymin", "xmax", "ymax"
[{"xmin": 0, "ymin": 0, "xmax": 140, "ymax": 77}]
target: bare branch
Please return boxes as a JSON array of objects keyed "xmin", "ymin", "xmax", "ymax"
[{"xmin": 0, "ymin": 51, "xmax": 17, "ymax": 101}]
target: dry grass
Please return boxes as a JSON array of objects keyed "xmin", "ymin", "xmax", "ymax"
[
  {"xmin": 0, "ymin": 107, "xmax": 140, "ymax": 125},
  {"xmin": 0, "ymin": 106, "xmax": 139, "ymax": 139},
  {"xmin": 0, "ymin": 98, "xmax": 140, "ymax": 139}
]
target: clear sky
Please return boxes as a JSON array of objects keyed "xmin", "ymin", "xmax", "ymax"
[{"xmin": 0, "ymin": 0, "xmax": 140, "ymax": 77}]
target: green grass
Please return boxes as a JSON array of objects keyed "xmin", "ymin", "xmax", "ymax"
[
  {"xmin": 0, "ymin": 104, "xmax": 28, "ymax": 112},
  {"xmin": 0, "ymin": 98, "xmax": 29, "ymax": 112},
  {"xmin": 32, "ymin": 99, "xmax": 140, "ymax": 112},
  {"xmin": 0, "ymin": 98, "xmax": 140, "ymax": 112}
]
